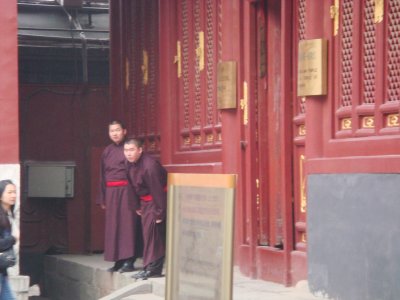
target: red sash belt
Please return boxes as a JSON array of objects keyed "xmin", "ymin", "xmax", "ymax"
[
  {"xmin": 106, "ymin": 180, "xmax": 128, "ymax": 187},
  {"xmin": 140, "ymin": 194, "xmax": 153, "ymax": 201},
  {"xmin": 140, "ymin": 186, "xmax": 167, "ymax": 201}
]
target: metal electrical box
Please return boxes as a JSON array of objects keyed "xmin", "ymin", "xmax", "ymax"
[{"xmin": 25, "ymin": 161, "xmax": 75, "ymax": 198}]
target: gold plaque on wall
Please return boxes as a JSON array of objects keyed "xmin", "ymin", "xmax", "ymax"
[
  {"xmin": 297, "ymin": 39, "xmax": 328, "ymax": 96},
  {"xmin": 217, "ymin": 61, "xmax": 237, "ymax": 109}
]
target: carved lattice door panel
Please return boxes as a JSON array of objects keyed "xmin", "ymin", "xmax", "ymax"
[
  {"xmin": 127, "ymin": 0, "xmax": 160, "ymax": 153},
  {"xmin": 334, "ymin": 0, "xmax": 400, "ymax": 137},
  {"xmin": 174, "ymin": 0, "xmax": 222, "ymax": 159}
]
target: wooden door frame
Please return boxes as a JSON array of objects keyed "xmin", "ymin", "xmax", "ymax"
[{"xmin": 241, "ymin": 0, "xmax": 295, "ymax": 285}]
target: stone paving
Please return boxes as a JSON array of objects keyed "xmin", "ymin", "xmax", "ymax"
[
  {"xmin": 232, "ymin": 270, "xmax": 327, "ymax": 300},
  {"xmin": 30, "ymin": 254, "xmax": 330, "ymax": 300}
]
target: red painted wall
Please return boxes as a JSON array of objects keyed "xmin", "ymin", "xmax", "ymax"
[
  {"xmin": 0, "ymin": 2, "xmax": 19, "ymax": 163},
  {"xmin": 20, "ymin": 84, "xmax": 109, "ymax": 254}
]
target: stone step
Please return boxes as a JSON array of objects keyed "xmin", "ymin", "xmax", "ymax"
[
  {"xmin": 147, "ymin": 277, "xmax": 165, "ymax": 298},
  {"xmin": 44, "ymin": 255, "xmax": 146, "ymax": 299},
  {"xmin": 122, "ymin": 294, "xmax": 164, "ymax": 300},
  {"xmin": 98, "ymin": 281, "xmax": 152, "ymax": 300}
]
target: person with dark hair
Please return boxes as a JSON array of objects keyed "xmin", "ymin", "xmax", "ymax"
[
  {"xmin": 97, "ymin": 121, "xmax": 141, "ymax": 273},
  {"xmin": 124, "ymin": 138, "xmax": 168, "ymax": 280},
  {"xmin": 0, "ymin": 180, "xmax": 18, "ymax": 300}
]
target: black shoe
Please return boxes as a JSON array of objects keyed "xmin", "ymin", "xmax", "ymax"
[
  {"xmin": 131, "ymin": 269, "xmax": 162, "ymax": 280},
  {"xmin": 131, "ymin": 270, "xmax": 147, "ymax": 279},
  {"xmin": 119, "ymin": 261, "xmax": 135, "ymax": 273},
  {"xmin": 107, "ymin": 260, "xmax": 123, "ymax": 272}
]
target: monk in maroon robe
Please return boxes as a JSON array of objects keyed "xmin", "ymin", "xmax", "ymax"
[
  {"xmin": 97, "ymin": 120, "xmax": 141, "ymax": 273},
  {"xmin": 124, "ymin": 138, "xmax": 167, "ymax": 280}
]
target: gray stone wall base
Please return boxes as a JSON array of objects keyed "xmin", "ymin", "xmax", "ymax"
[{"xmin": 308, "ymin": 174, "xmax": 400, "ymax": 300}]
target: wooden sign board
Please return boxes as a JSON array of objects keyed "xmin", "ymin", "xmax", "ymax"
[
  {"xmin": 166, "ymin": 173, "xmax": 236, "ymax": 300},
  {"xmin": 297, "ymin": 39, "xmax": 328, "ymax": 96},
  {"xmin": 217, "ymin": 61, "xmax": 237, "ymax": 109}
]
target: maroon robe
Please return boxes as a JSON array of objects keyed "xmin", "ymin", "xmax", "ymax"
[
  {"xmin": 97, "ymin": 142, "xmax": 139, "ymax": 261},
  {"xmin": 127, "ymin": 152, "xmax": 167, "ymax": 268}
]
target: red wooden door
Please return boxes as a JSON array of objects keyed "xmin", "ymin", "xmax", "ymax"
[
  {"xmin": 254, "ymin": 0, "xmax": 269, "ymax": 248},
  {"xmin": 251, "ymin": 0, "xmax": 295, "ymax": 284}
]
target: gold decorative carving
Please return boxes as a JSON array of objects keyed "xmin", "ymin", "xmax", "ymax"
[
  {"xmin": 299, "ymin": 124, "xmax": 306, "ymax": 136},
  {"xmin": 301, "ymin": 233, "xmax": 307, "ymax": 243},
  {"xmin": 125, "ymin": 58, "xmax": 130, "ymax": 90},
  {"xmin": 300, "ymin": 155, "xmax": 307, "ymax": 213},
  {"xmin": 341, "ymin": 118, "xmax": 352, "ymax": 130},
  {"xmin": 141, "ymin": 50, "xmax": 148, "ymax": 85},
  {"xmin": 194, "ymin": 135, "xmax": 202, "ymax": 144},
  {"xmin": 183, "ymin": 136, "xmax": 191, "ymax": 146},
  {"xmin": 196, "ymin": 31, "xmax": 204, "ymax": 71},
  {"xmin": 240, "ymin": 81, "xmax": 249, "ymax": 125},
  {"xmin": 387, "ymin": 114, "xmax": 399, "ymax": 127},
  {"xmin": 174, "ymin": 41, "xmax": 182, "ymax": 78},
  {"xmin": 206, "ymin": 134, "xmax": 214, "ymax": 143},
  {"xmin": 362, "ymin": 116, "xmax": 375, "ymax": 128},
  {"xmin": 374, "ymin": 0, "xmax": 384, "ymax": 23},
  {"xmin": 330, "ymin": 0, "xmax": 339, "ymax": 36}
]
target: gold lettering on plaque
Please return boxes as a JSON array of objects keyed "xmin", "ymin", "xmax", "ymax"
[
  {"xmin": 375, "ymin": 0, "xmax": 384, "ymax": 23},
  {"xmin": 217, "ymin": 61, "xmax": 237, "ymax": 109},
  {"xmin": 174, "ymin": 41, "xmax": 182, "ymax": 78},
  {"xmin": 240, "ymin": 81, "xmax": 249, "ymax": 125},
  {"xmin": 196, "ymin": 31, "xmax": 204, "ymax": 71},
  {"xmin": 341, "ymin": 118, "xmax": 352, "ymax": 130},
  {"xmin": 141, "ymin": 50, "xmax": 148, "ymax": 85},
  {"xmin": 330, "ymin": 0, "xmax": 339, "ymax": 36},
  {"xmin": 362, "ymin": 116, "xmax": 375, "ymax": 128},
  {"xmin": 297, "ymin": 39, "xmax": 328, "ymax": 96},
  {"xmin": 387, "ymin": 114, "xmax": 399, "ymax": 127},
  {"xmin": 166, "ymin": 173, "xmax": 236, "ymax": 300}
]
